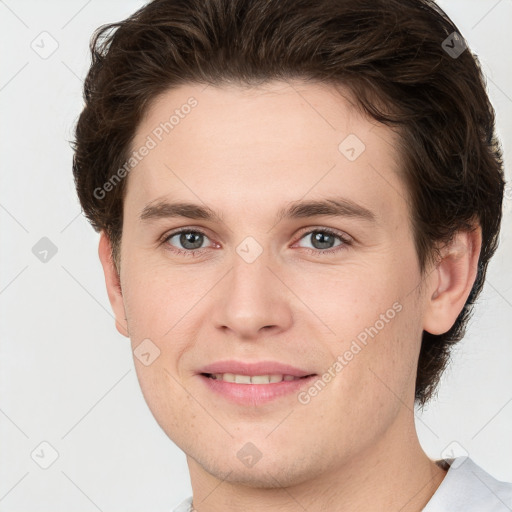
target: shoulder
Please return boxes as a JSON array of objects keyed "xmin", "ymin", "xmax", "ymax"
[
  {"xmin": 424, "ymin": 457, "xmax": 512, "ymax": 512},
  {"xmin": 170, "ymin": 496, "xmax": 194, "ymax": 512}
]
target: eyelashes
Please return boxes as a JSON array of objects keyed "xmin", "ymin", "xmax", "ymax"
[{"xmin": 160, "ymin": 226, "xmax": 353, "ymax": 258}]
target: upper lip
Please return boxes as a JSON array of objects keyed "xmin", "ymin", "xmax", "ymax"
[{"xmin": 198, "ymin": 360, "xmax": 316, "ymax": 377}]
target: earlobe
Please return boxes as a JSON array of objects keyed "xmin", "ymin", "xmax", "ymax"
[
  {"xmin": 423, "ymin": 226, "xmax": 482, "ymax": 335},
  {"xmin": 98, "ymin": 231, "xmax": 129, "ymax": 338}
]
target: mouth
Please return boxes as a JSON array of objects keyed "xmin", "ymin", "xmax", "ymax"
[
  {"xmin": 201, "ymin": 373, "xmax": 314, "ymax": 384},
  {"xmin": 197, "ymin": 360, "xmax": 317, "ymax": 405}
]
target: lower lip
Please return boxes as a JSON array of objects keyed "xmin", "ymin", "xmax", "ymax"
[{"xmin": 198, "ymin": 374, "xmax": 317, "ymax": 405}]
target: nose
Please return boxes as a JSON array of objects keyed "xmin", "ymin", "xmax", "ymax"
[{"xmin": 210, "ymin": 249, "xmax": 294, "ymax": 340}]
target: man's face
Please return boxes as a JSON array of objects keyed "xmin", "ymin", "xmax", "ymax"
[{"xmin": 116, "ymin": 81, "xmax": 430, "ymax": 486}]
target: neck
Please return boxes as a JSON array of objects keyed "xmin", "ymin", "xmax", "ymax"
[{"xmin": 186, "ymin": 413, "xmax": 447, "ymax": 512}]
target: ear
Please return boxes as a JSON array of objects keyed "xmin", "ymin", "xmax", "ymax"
[
  {"xmin": 423, "ymin": 225, "xmax": 482, "ymax": 335},
  {"xmin": 98, "ymin": 231, "xmax": 129, "ymax": 338}
]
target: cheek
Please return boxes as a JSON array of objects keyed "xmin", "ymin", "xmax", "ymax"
[
  {"xmin": 121, "ymin": 258, "xmax": 204, "ymax": 342},
  {"xmin": 287, "ymin": 260, "xmax": 405, "ymax": 341},
  {"xmin": 332, "ymin": 295, "xmax": 422, "ymax": 413},
  {"xmin": 120, "ymin": 266, "xmax": 199, "ymax": 421},
  {"xmin": 307, "ymin": 258, "xmax": 423, "ymax": 407},
  {"xmin": 131, "ymin": 360, "xmax": 195, "ymax": 442},
  {"xmin": 122, "ymin": 265, "xmax": 195, "ymax": 422}
]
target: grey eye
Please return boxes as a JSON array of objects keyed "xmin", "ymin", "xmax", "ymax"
[
  {"xmin": 298, "ymin": 230, "xmax": 343, "ymax": 250},
  {"xmin": 166, "ymin": 231, "xmax": 209, "ymax": 251}
]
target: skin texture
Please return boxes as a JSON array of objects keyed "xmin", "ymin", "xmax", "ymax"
[{"xmin": 99, "ymin": 81, "xmax": 481, "ymax": 511}]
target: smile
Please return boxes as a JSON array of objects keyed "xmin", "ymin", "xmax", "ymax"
[{"xmin": 203, "ymin": 373, "xmax": 308, "ymax": 384}]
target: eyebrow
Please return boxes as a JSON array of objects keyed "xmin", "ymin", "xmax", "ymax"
[{"xmin": 139, "ymin": 197, "xmax": 376, "ymax": 224}]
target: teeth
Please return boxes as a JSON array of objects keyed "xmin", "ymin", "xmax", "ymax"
[{"xmin": 210, "ymin": 373, "xmax": 302, "ymax": 384}]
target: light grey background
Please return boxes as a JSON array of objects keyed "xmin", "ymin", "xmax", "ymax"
[{"xmin": 0, "ymin": 1, "xmax": 511, "ymax": 511}]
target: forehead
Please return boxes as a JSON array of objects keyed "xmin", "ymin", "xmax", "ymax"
[{"xmin": 125, "ymin": 80, "xmax": 407, "ymax": 226}]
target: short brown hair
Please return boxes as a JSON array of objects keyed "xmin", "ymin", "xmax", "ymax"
[{"xmin": 72, "ymin": 0, "xmax": 504, "ymax": 405}]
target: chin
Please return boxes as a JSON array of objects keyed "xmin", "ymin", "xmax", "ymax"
[{"xmin": 189, "ymin": 446, "xmax": 322, "ymax": 489}]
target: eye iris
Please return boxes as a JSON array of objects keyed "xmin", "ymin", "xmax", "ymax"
[
  {"xmin": 180, "ymin": 232, "xmax": 203, "ymax": 250},
  {"xmin": 173, "ymin": 231, "xmax": 339, "ymax": 251},
  {"xmin": 311, "ymin": 231, "xmax": 335, "ymax": 250}
]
